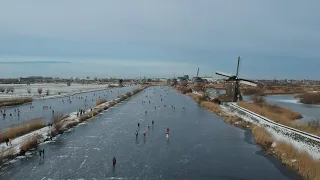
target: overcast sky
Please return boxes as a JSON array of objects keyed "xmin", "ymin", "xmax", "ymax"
[{"xmin": 0, "ymin": 0, "xmax": 319, "ymax": 79}]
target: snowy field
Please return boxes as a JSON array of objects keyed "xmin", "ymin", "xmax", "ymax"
[{"xmin": 0, "ymin": 83, "xmax": 119, "ymax": 99}]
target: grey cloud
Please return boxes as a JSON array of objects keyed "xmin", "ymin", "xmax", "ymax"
[{"xmin": 0, "ymin": 0, "xmax": 319, "ymax": 79}]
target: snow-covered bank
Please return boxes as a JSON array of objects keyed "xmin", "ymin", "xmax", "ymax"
[
  {"xmin": 0, "ymin": 86, "xmax": 148, "ymax": 166},
  {"xmin": 32, "ymin": 87, "xmax": 109, "ymax": 100},
  {"xmin": 221, "ymin": 103, "xmax": 320, "ymax": 159},
  {"xmin": 192, "ymin": 91, "xmax": 203, "ymax": 96},
  {"xmin": 0, "ymin": 83, "xmax": 124, "ymax": 100}
]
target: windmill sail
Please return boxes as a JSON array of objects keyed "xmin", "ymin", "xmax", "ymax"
[
  {"xmin": 215, "ymin": 71, "xmax": 233, "ymax": 78},
  {"xmin": 236, "ymin": 56, "xmax": 240, "ymax": 77},
  {"xmin": 239, "ymin": 80, "xmax": 257, "ymax": 87}
]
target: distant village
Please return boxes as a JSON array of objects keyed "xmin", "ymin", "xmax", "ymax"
[
  {"xmin": 170, "ymin": 75, "xmax": 320, "ymax": 86},
  {"xmin": 0, "ymin": 76, "xmax": 155, "ymax": 85},
  {"xmin": 0, "ymin": 76, "xmax": 319, "ymax": 86}
]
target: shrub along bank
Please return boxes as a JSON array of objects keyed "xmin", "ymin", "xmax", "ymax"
[
  {"xmin": 297, "ymin": 92, "xmax": 320, "ymax": 105},
  {"xmin": 0, "ymin": 97, "xmax": 32, "ymax": 107},
  {"xmin": 0, "ymin": 119, "xmax": 45, "ymax": 143}
]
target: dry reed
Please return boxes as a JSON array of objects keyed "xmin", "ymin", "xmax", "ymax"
[
  {"xmin": 0, "ymin": 119, "xmax": 45, "ymax": 143},
  {"xmin": 298, "ymin": 92, "xmax": 320, "ymax": 104},
  {"xmin": 20, "ymin": 135, "xmax": 40, "ymax": 152},
  {"xmin": 252, "ymin": 126, "xmax": 273, "ymax": 149},
  {"xmin": 176, "ymin": 87, "xmax": 192, "ymax": 94},
  {"xmin": 96, "ymin": 98, "xmax": 107, "ymax": 106},
  {"xmin": 0, "ymin": 97, "xmax": 32, "ymax": 107},
  {"xmin": 274, "ymin": 142, "xmax": 320, "ymax": 180}
]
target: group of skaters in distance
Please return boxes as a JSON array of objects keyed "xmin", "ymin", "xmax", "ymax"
[
  {"xmin": 60, "ymin": 91, "xmax": 112, "ymax": 112},
  {"xmin": 138, "ymin": 88, "xmax": 182, "ymax": 140},
  {"xmin": 1, "ymin": 108, "xmax": 21, "ymax": 119},
  {"xmin": 135, "ymin": 120, "xmax": 157, "ymax": 137},
  {"xmin": 111, "ymin": 88, "xmax": 172, "ymax": 167}
]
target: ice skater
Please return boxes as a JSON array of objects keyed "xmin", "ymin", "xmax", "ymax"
[
  {"xmin": 112, "ymin": 157, "xmax": 117, "ymax": 166},
  {"xmin": 5, "ymin": 138, "xmax": 9, "ymax": 146}
]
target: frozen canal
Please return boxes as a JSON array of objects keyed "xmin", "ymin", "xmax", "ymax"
[
  {"xmin": 0, "ymin": 86, "xmax": 138, "ymax": 130},
  {"xmin": 263, "ymin": 95, "xmax": 320, "ymax": 123},
  {"xmin": 244, "ymin": 94, "xmax": 320, "ymax": 123},
  {"xmin": 0, "ymin": 87, "xmax": 301, "ymax": 180}
]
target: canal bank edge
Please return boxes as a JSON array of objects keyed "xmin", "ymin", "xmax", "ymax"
[
  {"xmin": 0, "ymin": 85, "xmax": 149, "ymax": 167},
  {"xmin": 175, "ymin": 88, "xmax": 320, "ymax": 180}
]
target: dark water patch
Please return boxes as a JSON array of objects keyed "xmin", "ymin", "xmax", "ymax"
[
  {"xmin": 243, "ymin": 129, "xmax": 256, "ymax": 145},
  {"xmin": 255, "ymin": 149, "xmax": 302, "ymax": 180}
]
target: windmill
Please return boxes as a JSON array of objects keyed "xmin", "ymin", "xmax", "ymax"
[
  {"xmin": 215, "ymin": 56, "xmax": 258, "ymax": 102},
  {"xmin": 119, "ymin": 79, "xmax": 123, "ymax": 87}
]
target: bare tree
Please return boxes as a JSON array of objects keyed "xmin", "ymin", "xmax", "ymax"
[
  {"xmin": 51, "ymin": 113, "xmax": 66, "ymax": 135},
  {"xmin": 6, "ymin": 87, "xmax": 14, "ymax": 93},
  {"xmin": 251, "ymin": 95, "xmax": 265, "ymax": 104},
  {"xmin": 37, "ymin": 88, "xmax": 43, "ymax": 95},
  {"xmin": 27, "ymin": 88, "xmax": 32, "ymax": 94},
  {"xmin": 0, "ymin": 87, "xmax": 5, "ymax": 93},
  {"xmin": 46, "ymin": 89, "xmax": 50, "ymax": 96}
]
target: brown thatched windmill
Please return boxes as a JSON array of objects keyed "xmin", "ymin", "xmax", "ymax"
[{"xmin": 215, "ymin": 56, "xmax": 258, "ymax": 102}]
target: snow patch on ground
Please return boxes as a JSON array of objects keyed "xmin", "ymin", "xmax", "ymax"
[
  {"xmin": 16, "ymin": 156, "xmax": 26, "ymax": 159},
  {"xmin": 277, "ymin": 99, "xmax": 300, "ymax": 104},
  {"xmin": 39, "ymin": 141, "xmax": 53, "ymax": 145},
  {"xmin": 271, "ymin": 98, "xmax": 320, "ymax": 107},
  {"xmin": 192, "ymin": 91, "xmax": 203, "ymax": 96},
  {"xmin": 267, "ymin": 127, "xmax": 320, "ymax": 159},
  {"xmin": 0, "ymin": 83, "xmax": 112, "ymax": 99}
]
